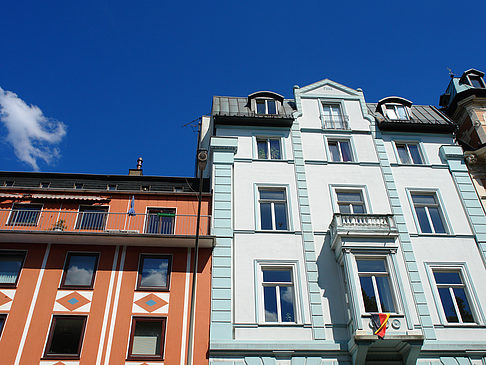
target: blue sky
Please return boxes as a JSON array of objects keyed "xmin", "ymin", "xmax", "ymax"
[{"xmin": 1, "ymin": 0, "xmax": 484, "ymax": 176}]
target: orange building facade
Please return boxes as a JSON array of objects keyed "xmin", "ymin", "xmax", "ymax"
[{"xmin": 0, "ymin": 170, "xmax": 213, "ymax": 365}]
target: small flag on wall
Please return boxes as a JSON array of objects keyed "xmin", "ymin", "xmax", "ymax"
[{"xmin": 371, "ymin": 313, "xmax": 390, "ymax": 339}]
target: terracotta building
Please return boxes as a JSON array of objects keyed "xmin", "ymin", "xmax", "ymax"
[{"xmin": 0, "ymin": 166, "xmax": 212, "ymax": 365}]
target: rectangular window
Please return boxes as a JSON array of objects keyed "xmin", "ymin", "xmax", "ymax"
[
  {"xmin": 127, "ymin": 317, "xmax": 166, "ymax": 360},
  {"xmin": 385, "ymin": 105, "xmax": 409, "ymax": 120},
  {"xmin": 137, "ymin": 255, "xmax": 171, "ymax": 291},
  {"xmin": 107, "ymin": 184, "xmax": 117, "ymax": 191},
  {"xmin": 259, "ymin": 189, "xmax": 288, "ymax": 231},
  {"xmin": 74, "ymin": 183, "xmax": 84, "ymax": 189},
  {"xmin": 357, "ymin": 259, "xmax": 395, "ymax": 313},
  {"xmin": 328, "ymin": 140, "xmax": 352, "ymax": 162},
  {"xmin": 396, "ymin": 143, "xmax": 423, "ymax": 164},
  {"xmin": 0, "ymin": 314, "xmax": 6, "ymax": 337},
  {"xmin": 75, "ymin": 206, "xmax": 108, "ymax": 230},
  {"xmin": 336, "ymin": 191, "xmax": 366, "ymax": 214},
  {"xmin": 7, "ymin": 204, "xmax": 42, "ymax": 226},
  {"xmin": 44, "ymin": 316, "xmax": 87, "ymax": 358},
  {"xmin": 262, "ymin": 268, "xmax": 296, "ymax": 323},
  {"xmin": 145, "ymin": 208, "xmax": 176, "ymax": 234},
  {"xmin": 411, "ymin": 193, "xmax": 446, "ymax": 234},
  {"xmin": 322, "ymin": 103, "xmax": 347, "ymax": 129},
  {"xmin": 60, "ymin": 253, "xmax": 99, "ymax": 289},
  {"xmin": 257, "ymin": 138, "xmax": 281, "ymax": 160},
  {"xmin": 433, "ymin": 270, "xmax": 475, "ymax": 323},
  {"xmin": 256, "ymin": 99, "xmax": 277, "ymax": 115},
  {"xmin": 0, "ymin": 251, "xmax": 25, "ymax": 287}
]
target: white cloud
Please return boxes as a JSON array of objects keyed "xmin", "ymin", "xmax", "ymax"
[
  {"xmin": 65, "ymin": 265, "xmax": 94, "ymax": 286},
  {"xmin": 0, "ymin": 87, "xmax": 66, "ymax": 170}
]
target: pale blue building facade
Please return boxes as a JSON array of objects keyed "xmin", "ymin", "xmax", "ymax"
[{"xmin": 198, "ymin": 79, "xmax": 486, "ymax": 365}]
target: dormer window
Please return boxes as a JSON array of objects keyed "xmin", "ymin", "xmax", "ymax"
[
  {"xmin": 256, "ymin": 99, "xmax": 277, "ymax": 115},
  {"xmin": 248, "ymin": 91, "xmax": 284, "ymax": 116},
  {"xmin": 385, "ymin": 105, "xmax": 409, "ymax": 120},
  {"xmin": 468, "ymin": 75, "xmax": 485, "ymax": 89}
]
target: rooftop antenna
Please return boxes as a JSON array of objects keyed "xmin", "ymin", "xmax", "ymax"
[
  {"xmin": 183, "ymin": 116, "xmax": 202, "ymax": 133},
  {"xmin": 447, "ymin": 67, "xmax": 455, "ymax": 79}
]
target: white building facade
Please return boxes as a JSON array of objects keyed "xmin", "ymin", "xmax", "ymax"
[{"xmin": 199, "ymin": 80, "xmax": 486, "ymax": 364}]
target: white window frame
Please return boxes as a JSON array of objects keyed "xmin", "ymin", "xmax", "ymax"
[
  {"xmin": 394, "ymin": 142, "xmax": 425, "ymax": 165},
  {"xmin": 384, "ymin": 104, "xmax": 410, "ymax": 121},
  {"xmin": 320, "ymin": 102, "xmax": 348, "ymax": 129},
  {"xmin": 256, "ymin": 137, "xmax": 282, "ymax": 160},
  {"xmin": 7, "ymin": 203, "xmax": 43, "ymax": 227},
  {"xmin": 407, "ymin": 190, "xmax": 449, "ymax": 235},
  {"xmin": 326, "ymin": 138, "xmax": 354, "ymax": 162},
  {"xmin": 467, "ymin": 74, "xmax": 485, "ymax": 89},
  {"xmin": 425, "ymin": 263, "xmax": 484, "ymax": 326},
  {"xmin": 257, "ymin": 187, "xmax": 289, "ymax": 231},
  {"xmin": 330, "ymin": 185, "xmax": 371, "ymax": 215},
  {"xmin": 143, "ymin": 206, "xmax": 177, "ymax": 235},
  {"xmin": 336, "ymin": 190, "xmax": 366, "ymax": 214},
  {"xmin": 354, "ymin": 255, "xmax": 399, "ymax": 314},
  {"xmin": 254, "ymin": 98, "xmax": 279, "ymax": 115},
  {"xmin": 74, "ymin": 205, "xmax": 110, "ymax": 231},
  {"xmin": 256, "ymin": 261, "xmax": 301, "ymax": 324}
]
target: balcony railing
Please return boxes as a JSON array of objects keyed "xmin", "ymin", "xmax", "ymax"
[
  {"xmin": 329, "ymin": 213, "xmax": 397, "ymax": 246},
  {"xmin": 323, "ymin": 115, "xmax": 350, "ymax": 130},
  {"xmin": 0, "ymin": 209, "xmax": 211, "ymax": 236}
]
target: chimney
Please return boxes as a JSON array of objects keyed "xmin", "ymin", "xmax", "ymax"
[{"xmin": 129, "ymin": 157, "xmax": 143, "ymax": 176}]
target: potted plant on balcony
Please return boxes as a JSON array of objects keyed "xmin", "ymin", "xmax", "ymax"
[{"xmin": 51, "ymin": 219, "xmax": 67, "ymax": 232}]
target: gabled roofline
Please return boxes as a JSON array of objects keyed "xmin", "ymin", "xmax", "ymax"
[{"xmin": 297, "ymin": 78, "xmax": 362, "ymax": 96}]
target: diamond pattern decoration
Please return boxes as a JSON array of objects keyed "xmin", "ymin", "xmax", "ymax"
[
  {"xmin": 53, "ymin": 362, "xmax": 66, "ymax": 365},
  {"xmin": 0, "ymin": 292, "xmax": 12, "ymax": 307},
  {"xmin": 134, "ymin": 293, "xmax": 168, "ymax": 313},
  {"xmin": 56, "ymin": 291, "xmax": 90, "ymax": 311}
]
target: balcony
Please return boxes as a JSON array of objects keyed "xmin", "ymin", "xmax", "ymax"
[
  {"xmin": 329, "ymin": 213, "xmax": 398, "ymax": 251},
  {"xmin": 0, "ymin": 209, "xmax": 213, "ymax": 247},
  {"xmin": 323, "ymin": 115, "xmax": 350, "ymax": 130}
]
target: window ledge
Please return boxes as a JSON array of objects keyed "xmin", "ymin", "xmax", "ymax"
[
  {"xmin": 256, "ymin": 323, "xmax": 307, "ymax": 327},
  {"xmin": 255, "ymin": 230, "xmax": 296, "ymax": 234},
  {"xmin": 412, "ymin": 233, "xmax": 452, "ymax": 237},
  {"xmin": 434, "ymin": 323, "xmax": 485, "ymax": 328}
]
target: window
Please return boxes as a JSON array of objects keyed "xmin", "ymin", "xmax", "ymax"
[
  {"xmin": 107, "ymin": 184, "xmax": 117, "ymax": 191},
  {"xmin": 258, "ymin": 189, "xmax": 288, "ymax": 231},
  {"xmin": 127, "ymin": 317, "xmax": 166, "ymax": 360},
  {"xmin": 137, "ymin": 255, "xmax": 171, "ymax": 291},
  {"xmin": 145, "ymin": 208, "xmax": 176, "ymax": 234},
  {"xmin": 44, "ymin": 316, "xmax": 87, "ymax": 358},
  {"xmin": 0, "ymin": 251, "xmax": 25, "ymax": 287},
  {"xmin": 336, "ymin": 191, "xmax": 366, "ymax": 214},
  {"xmin": 385, "ymin": 105, "xmax": 409, "ymax": 120},
  {"xmin": 256, "ymin": 99, "xmax": 277, "ymax": 115},
  {"xmin": 411, "ymin": 193, "xmax": 446, "ymax": 234},
  {"xmin": 468, "ymin": 75, "xmax": 485, "ymax": 89},
  {"xmin": 74, "ymin": 183, "xmax": 84, "ymax": 189},
  {"xmin": 328, "ymin": 140, "xmax": 352, "ymax": 162},
  {"xmin": 41, "ymin": 182, "xmax": 50, "ymax": 188},
  {"xmin": 4, "ymin": 181, "xmax": 14, "ymax": 187},
  {"xmin": 75, "ymin": 206, "xmax": 108, "ymax": 230},
  {"xmin": 60, "ymin": 253, "xmax": 99, "ymax": 289},
  {"xmin": 0, "ymin": 314, "xmax": 6, "ymax": 337},
  {"xmin": 7, "ymin": 204, "xmax": 42, "ymax": 226},
  {"xmin": 257, "ymin": 138, "xmax": 281, "ymax": 160},
  {"xmin": 433, "ymin": 270, "xmax": 475, "ymax": 323},
  {"xmin": 357, "ymin": 259, "xmax": 395, "ymax": 313},
  {"xmin": 262, "ymin": 268, "xmax": 296, "ymax": 323},
  {"xmin": 396, "ymin": 143, "xmax": 423, "ymax": 164},
  {"xmin": 322, "ymin": 103, "xmax": 347, "ymax": 129},
  {"xmin": 141, "ymin": 185, "xmax": 150, "ymax": 191}
]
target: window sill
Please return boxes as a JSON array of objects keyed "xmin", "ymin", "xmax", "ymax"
[
  {"xmin": 0, "ymin": 284, "xmax": 18, "ymax": 289},
  {"xmin": 135, "ymin": 288, "xmax": 170, "ymax": 292},
  {"xmin": 255, "ymin": 230, "xmax": 295, "ymax": 234},
  {"xmin": 327, "ymin": 161, "xmax": 357, "ymax": 164},
  {"xmin": 59, "ymin": 286, "xmax": 94, "ymax": 290},
  {"xmin": 434, "ymin": 323, "xmax": 484, "ymax": 328},
  {"xmin": 42, "ymin": 355, "xmax": 81, "ymax": 360},
  {"xmin": 127, "ymin": 355, "xmax": 164, "ymax": 361},
  {"xmin": 257, "ymin": 322, "xmax": 306, "ymax": 327}
]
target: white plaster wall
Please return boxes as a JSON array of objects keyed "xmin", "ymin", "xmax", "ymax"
[
  {"xmin": 216, "ymin": 127, "xmax": 293, "ymax": 161},
  {"xmin": 233, "ymin": 162, "xmax": 300, "ymax": 232},
  {"xmin": 305, "ymin": 164, "xmax": 391, "ymax": 232},
  {"xmin": 233, "ymin": 233, "xmax": 311, "ymax": 339},
  {"xmin": 393, "ymin": 166, "xmax": 472, "ymax": 235},
  {"xmin": 412, "ymin": 236, "xmax": 486, "ymax": 342}
]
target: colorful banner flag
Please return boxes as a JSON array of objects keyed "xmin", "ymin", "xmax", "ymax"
[{"xmin": 371, "ymin": 313, "xmax": 390, "ymax": 339}]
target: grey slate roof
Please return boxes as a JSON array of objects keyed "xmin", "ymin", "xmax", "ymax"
[
  {"xmin": 366, "ymin": 103, "xmax": 456, "ymax": 132},
  {"xmin": 212, "ymin": 96, "xmax": 295, "ymax": 118}
]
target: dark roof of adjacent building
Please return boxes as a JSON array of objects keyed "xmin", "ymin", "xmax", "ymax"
[
  {"xmin": 367, "ymin": 103, "xmax": 456, "ymax": 133},
  {"xmin": 0, "ymin": 171, "xmax": 210, "ymax": 194}
]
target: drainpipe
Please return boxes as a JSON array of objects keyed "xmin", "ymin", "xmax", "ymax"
[{"xmin": 186, "ymin": 148, "xmax": 208, "ymax": 365}]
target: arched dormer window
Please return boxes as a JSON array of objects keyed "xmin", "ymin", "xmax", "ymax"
[
  {"xmin": 248, "ymin": 91, "xmax": 284, "ymax": 115},
  {"xmin": 460, "ymin": 69, "xmax": 485, "ymax": 89},
  {"xmin": 376, "ymin": 97, "xmax": 413, "ymax": 121}
]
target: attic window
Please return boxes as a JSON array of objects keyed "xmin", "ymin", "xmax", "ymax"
[
  {"xmin": 4, "ymin": 181, "xmax": 14, "ymax": 187},
  {"xmin": 41, "ymin": 182, "xmax": 51, "ymax": 188},
  {"xmin": 256, "ymin": 99, "xmax": 277, "ymax": 115},
  {"xmin": 74, "ymin": 183, "xmax": 84, "ymax": 189},
  {"xmin": 141, "ymin": 185, "xmax": 150, "ymax": 192},
  {"xmin": 468, "ymin": 75, "xmax": 485, "ymax": 89},
  {"xmin": 385, "ymin": 105, "xmax": 409, "ymax": 120},
  {"xmin": 107, "ymin": 184, "xmax": 117, "ymax": 191}
]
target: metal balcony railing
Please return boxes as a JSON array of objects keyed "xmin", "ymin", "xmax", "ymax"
[
  {"xmin": 0, "ymin": 209, "xmax": 211, "ymax": 236},
  {"xmin": 329, "ymin": 213, "xmax": 397, "ymax": 244},
  {"xmin": 323, "ymin": 115, "xmax": 350, "ymax": 130}
]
